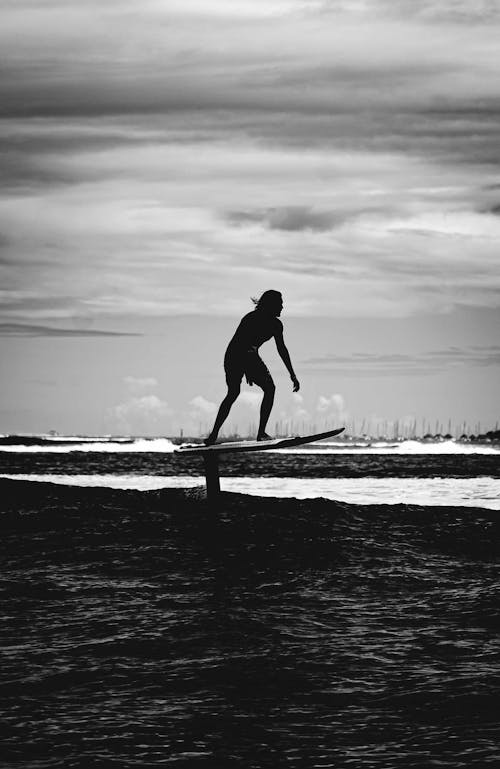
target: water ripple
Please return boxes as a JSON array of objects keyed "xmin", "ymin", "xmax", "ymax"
[{"xmin": 1, "ymin": 481, "xmax": 499, "ymax": 767}]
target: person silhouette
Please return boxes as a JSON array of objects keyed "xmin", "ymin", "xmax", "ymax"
[{"xmin": 205, "ymin": 290, "xmax": 300, "ymax": 445}]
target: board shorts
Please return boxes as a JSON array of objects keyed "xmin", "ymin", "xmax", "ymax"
[{"xmin": 224, "ymin": 348, "xmax": 274, "ymax": 389}]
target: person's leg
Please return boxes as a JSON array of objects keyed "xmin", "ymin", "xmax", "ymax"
[
  {"xmin": 256, "ymin": 379, "xmax": 275, "ymax": 440},
  {"xmin": 246, "ymin": 355, "xmax": 275, "ymax": 441},
  {"xmin": 205, "ymin": 383, "xmax": 240, "ymax": 445}
]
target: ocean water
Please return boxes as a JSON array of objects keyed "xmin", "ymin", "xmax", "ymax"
[
  {"xmin": 1, "ymin": 434, "xmax": 500, "ymax": 509},
  {"xmin": 1, "ymin": 436, "xmax": 500, "ymax": 767}
]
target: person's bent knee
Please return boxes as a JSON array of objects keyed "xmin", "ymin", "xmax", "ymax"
[{"xmin": 263, "ymin": 380, "xmax": 275, "ymax": 396}]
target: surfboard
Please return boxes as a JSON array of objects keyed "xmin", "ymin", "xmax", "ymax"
[{"xmin": 175, "ymin": 427, "xmax": 345, "ymax": 455}]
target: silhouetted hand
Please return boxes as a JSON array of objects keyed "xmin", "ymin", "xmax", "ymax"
[{"xmin": 292, "ymin": 377, "xmax": 300, "ymax": 392}]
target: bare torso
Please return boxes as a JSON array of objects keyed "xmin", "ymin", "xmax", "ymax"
[{"xmin": 226, "ymin": 310, "xmax": 282, "ymax": 359}]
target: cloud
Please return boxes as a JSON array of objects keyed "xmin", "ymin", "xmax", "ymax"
[
  {"xmin": 292, "ymin": 392, "xmax": 307, "ymax": 411},
  {"xmin": 303, "ymin": 346, "xmax": 500, "ymax": 376},
  {"xmin": 189, "ymin": 395, "xmax": 217, "ymax": 415},
  {"xmin": 317, "ymin": 393, "xmax": 346, "ymax": 413},
  {"xmin": 239, "ymin": 391, "xmax": 262, "ymax": 408},
  {"xmin": 277, "ymin": 391, "xmax": 310, "ymax": 425},
  {"xmin": 227, "ymin": 206, "xmax": 343, "ymax": 232},
  {"xmin": 314, "ymin": 392, "xmax": 349, "ymax": 426},
  {"xmin": 2, "ymin": 1, "xmax": 500, "ymax": 126},
  {"xmin": 107, "ymin": 376, "xmax": 170, "ymax": 434},
  {"xmin": 0, "ymin": 323, "xmax": 139, "ymax": 337},
  {"xmin": 1, "ymin": 1, "xmax": 499, "ymax": 322},
  {"xmin": 124, "ymin": 376, "xmax": 158, "ymax": 392},
  {"xmin": 0, "ymin": 294, "xmax": 91, "ymax": 317},
  {"xmin": 108, "ymin": 394, "xmax": 172, "ymax": 434},
  {"xmin": 364, "ymin": 0, "xmax": 500, "ymax": 23},
  {"xmin": 1, "ymin": 133, "xmax": 499, "ymax": 320},
  {"xmin": 184, "ymin": 395, "xmax": 218, "ymax": 436}
]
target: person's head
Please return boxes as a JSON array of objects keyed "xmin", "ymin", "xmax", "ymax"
[{"xmin": 252, "ymin": 290, "xmax": 283, "ymax": 317}]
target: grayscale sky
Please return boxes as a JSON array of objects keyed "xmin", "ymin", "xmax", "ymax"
[{"xmin": 1, "ymin": 0, "xmax": 499, "ymax": 436}]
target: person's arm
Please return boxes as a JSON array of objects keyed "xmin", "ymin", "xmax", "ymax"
[{"xmin": 275, "ymin": 325, "xmax": 300, "ymax": 392}]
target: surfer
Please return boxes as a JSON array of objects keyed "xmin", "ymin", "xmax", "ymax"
[{"xmin": 205, "ymin": 290, "xmax": 300, "ymax": 445}]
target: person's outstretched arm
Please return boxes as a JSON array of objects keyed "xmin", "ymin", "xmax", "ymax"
[{"xmin": 275, "ymin": 327, "xmax": 300, "ymax": 392}]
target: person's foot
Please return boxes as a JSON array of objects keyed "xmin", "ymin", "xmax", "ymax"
[
  {"xmin": 204, "ymin": 434, "xmax": 217, "ymax": 446},
  {"xmin": 256, "ymin": 432, "xmax": 272, "ymax": 441}
]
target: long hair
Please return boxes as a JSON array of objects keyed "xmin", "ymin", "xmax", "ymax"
[{"xmin": 251, "ymin": 290, "xmax": 282, "ymax": 312}]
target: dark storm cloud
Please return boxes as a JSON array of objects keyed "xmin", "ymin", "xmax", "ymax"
[
  {"xmin": 303, "ymin": 346, "xmax": 500, "ymax": 376},
  {"xmin": 0, "ymin": 323, "xmax": 140, "ymax": 337},
  {"xmin": 0, "ymin": 297, "xmax": 81, "ymax": 313},
  {"xmin": 0, "ymin": 122, "xmax": 161, "ymax": 191},
  {"xmin": 274, "ymin": 60, "xmax": 453, "ymax": 92},
  {"xmin": 3, "ymin": 99, "xmax": 499, "ymax": 178},
  {"xmin": 0, "ymin": 4, "xmax": 498, "ymax": 163},
  {"xmin": 0, "ymin": 125, "xmax": 148, "ymax": 154},
  {"xmin": 1, "ymin": 0, "xmax": 499, "ymax": 322},
  {"xmin": 0, "ymin": 149, "xmax": 77, "ymax": 191},
  {"xmin": 1, "ymin": 0, "xmax": 500, "ymax": 174},
  {"xmin": 227, "ymin": 207, "xmax": 345, "ymax": 232},
  {"xmin": 1, "ymin": 60, "xmax": 498, "ymax": 126}
]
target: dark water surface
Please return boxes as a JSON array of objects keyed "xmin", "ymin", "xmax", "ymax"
[
  {"xmin": 2, "ymin": 479, "xmax": 500, "ymax": 768},
  {"xmin": 2, "ymin": 449, "xmax": 500, "ymax": 478}
]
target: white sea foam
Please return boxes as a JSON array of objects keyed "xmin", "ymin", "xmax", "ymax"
[
  {"xmin": 0, "ymin": 436, "xmax": 498, "ymax": 454},
  {"xmin": 0, "ymin": 474, "xmax": 196, "ymax": 489},
  {"xmin": 2, "ymin": 474, "xmax": 499, "ymax": 510},
  {"xmin": 0, "ymin": 438, "xmax": 176, "ymax": 453},
  {"xmin": 275, "ymin": 439, "xmax": 500, "ymax": 455}
]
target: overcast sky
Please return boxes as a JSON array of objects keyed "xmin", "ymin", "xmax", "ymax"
[{"xmin": 1, "ymin": 0, "xmax": 499, "ymax": 436}]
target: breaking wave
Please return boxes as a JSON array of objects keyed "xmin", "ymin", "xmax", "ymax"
[
  {"xmin": 2, "ymin": 473, "xmax": 499, "ymax": 509},
  {"xmin": 0, "ymin": 435, "xmax": 499, "ymax": 455},
  {"xmin": 0, "ymin": 437, "xmax": 176, "ymax": 453}
]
